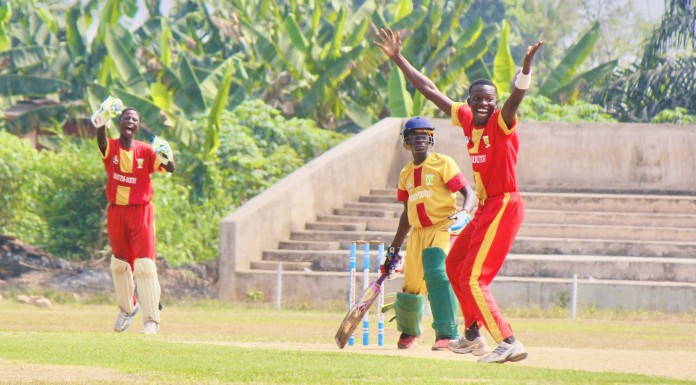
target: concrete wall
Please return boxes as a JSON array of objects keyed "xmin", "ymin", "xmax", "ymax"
[
  {"xmin": 430, "ymin": 120, "xmax": 696, "ymax": 193},
  {"xmin": 219, "ymin": 118, "xmax": 406, "ymax": 301},
  {"xmin": 218, "ymin": 119, "xmax": 696, "ymax": 301}
]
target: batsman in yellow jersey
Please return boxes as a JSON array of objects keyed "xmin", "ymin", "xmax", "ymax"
[{"xmin": 383, "ymin": 116, "xmax": 477, "ymax": 350}]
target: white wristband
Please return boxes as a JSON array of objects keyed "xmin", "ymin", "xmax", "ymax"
[{"xmin": 514, "ymin": 70, "xmax": 532, "ymax": 90}]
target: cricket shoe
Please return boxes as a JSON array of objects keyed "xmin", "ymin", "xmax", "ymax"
[
  {"xmin": 397, "ymin": 333, "xmax": 417, "ymax": 349},
  {"xmin": 114, "ymin": 302, "xmax": 140, "ymax": 332},
  {"xmin": 432, "ymin": 338, "xmax": 458, "ymax": 351},
  {"xmin": 449, "ymin": 336, "xmax": 489, "ymax": 356},
  {"xmin": 477, "ymin": 340, "xmax": 527, "ymax": 363},
  {"xmin": 142, "ymin": 321, "xmax": 160, "ymax": 335}
]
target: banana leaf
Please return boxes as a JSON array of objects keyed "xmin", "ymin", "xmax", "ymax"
[
  {"xmin": 388, "ymin": 66, "xmax": 413, "ymax": 117},
  {"xmin": 465, "ymin": 58, "xmax": 492, "ymax": 86},
  {"xmin": 65, "ymin": 8, "xmax": 86, "ymax": 60},
  {"xmin": 343, "ymin": 97, "xmax": 375, "ymax": 129},
  {"xmin": 284, "ymin": 13, "xmax": 309, "ymax": 53},
  {"xmin": 0, "ymin": 74, "xmax": 69, "ymax": 96},
  {"xmin": 540, "ymin": 22, "xmax": 600, "ymax": 97},
  {"xmin": 174, "ymin": 55, "xmax": 207, "ymax": 115},
  {"xmin": 104, "ymin": 28, "xmax": 148, "ymax": 92},
  {"xmin": 0, "ymin": 46, "xmax": 51, "ymax": 70},
  {"xmin": 199, "ymin": 54, "xmax": 245, "ymax": 108},
  {"xmin": 6, "ymin": 103, "xmax": 68, "ymax": 135},
  {"xmin": 205, "ymin": 62, "xmax": 234, "ymax": 156},
  {"xmin": 160, "ymin": 19, "xmax": 172, "ymax": 67},
  {"xmin": 448, "ymin": 32, "xmax": 489, "ymax": 75},
  {"xmin": 550, "ymin": 59, "xmax": 618, "ymax": 103},
  {"xmin": 493, "ymin": 20, "xmax": 515, "ymax": 93}
]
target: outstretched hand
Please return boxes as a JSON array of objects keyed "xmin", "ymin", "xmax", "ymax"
[
  {"xmin": 522, "ymin": 41, "xmax": 544, "ymax": 74},
  {"xmin": 373, "ymin": 27, "xmax": 402, "ymax": 58}
]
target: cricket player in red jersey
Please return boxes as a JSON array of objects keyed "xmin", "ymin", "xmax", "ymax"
[
  {"xmin": 383, "ymin": 116, "xmax": 477, "ymax": 351},
  {"xmin": 92, "ymin": 98, "xmax": 175, "ymax": 335},
  {"xmin": 375, "ymin": 27, "xmax": 543, "ymax": 363}
]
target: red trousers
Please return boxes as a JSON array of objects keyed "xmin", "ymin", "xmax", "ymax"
[
  {"xmin": 107, "ymin": 203, "xmax": 156, "ymax": 269},
  {"xmin": 446, "ymin": 192, "xmax": 524, "ymax": 342}
]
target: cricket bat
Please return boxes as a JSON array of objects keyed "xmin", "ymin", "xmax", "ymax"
[{"xmin": 334, "ymin": 271, "xmax": 389, "ymax": 349}]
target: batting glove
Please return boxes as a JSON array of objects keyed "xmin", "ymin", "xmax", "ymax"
[
  {"xmin": 448, "ymin": 210, "xmax": 471, "ymax": 234},
  {"xmin": 150, "ymin": 135, "xmax": 173, "ymax": 161},
  {"xmin": 380, "ymin": 246, "xmax": 403, "ymax": 280},
  {"xmin": 91, "ymin": 96, "xmax": 123, "ymax": 128}
]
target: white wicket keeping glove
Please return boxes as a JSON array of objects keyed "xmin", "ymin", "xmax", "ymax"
[
  {"xmin": 448, "ymin": 210, "xmax": 471, "ymax": 234},
  {"xmin": 150, "ymin": 135, "xmax": 173, "ymax": 161},
  {"xmin": 91, "ymin": 96, "xmax": 123, "ymax": 128}
]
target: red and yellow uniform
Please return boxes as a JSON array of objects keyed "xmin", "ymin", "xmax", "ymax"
[
  {"xmin": 446, "ymin": 103, "xmax": 525, "ymax": 343},
  {"xmin": 397, "ymin": 153, "xmax": 467, "ymax": 293},
  {"xmin": 101, "ymin": 138, "xmax": 165, "ymax": 267}
]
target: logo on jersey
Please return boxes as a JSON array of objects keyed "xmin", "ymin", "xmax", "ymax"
[
  {"xmin": 113, "ymin": 172, "xmax": 136, "ymax": 184},
  {"xmin": 471, "ymin": 155, "xmax": 486, "ymax": 164},
  {"xmin": 112, "ymin": 156, "xmax": 119, "ymax": 165},
  {"xmin": 483, "ymin": 136, "xmax": 490, "ymax": 148},
  {"xmin": 463, "ymin": 136, "xmax": 470, "ymax": 145},
  {"xmin": 425, "ymin": 174, "xmax": 434, "ymax": 185},
  {"xmin": 137, "ymin": 158, "xmax": 144, "ymax": 169},
  {"xmin": 408, "ymin": 190, "xmax": 432, "ymax": 201},
  {"xmin": 407, "ymin": 182, "xmax": 413, "ymax": 190}
]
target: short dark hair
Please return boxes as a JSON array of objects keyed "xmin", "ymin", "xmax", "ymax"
[
  {"xmin": 119, "ymin": 107, "xmax": 139, "ymax": 121},
  {"xmin": 468, "ymin": 79, "xmax": 497, "ymax": 96}
]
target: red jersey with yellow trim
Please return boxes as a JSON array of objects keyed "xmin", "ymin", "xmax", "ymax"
[
  {"xmin": 101, "ymin": 138, "xmax": 163, "ymax": 205},
  {"xmin": 451, "ymin": 103, "xmax": 519, "ymax": 202},
  {"xmin": 397, "ymin": 153, "xmax": 468, "ymax": 228}
]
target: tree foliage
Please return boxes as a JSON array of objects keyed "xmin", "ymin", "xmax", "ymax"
[
  {"xmin": 591, "ymin": 0, "xmax": 695, "ymax": 122},
  {"xmin": 0, "ymin": 100, "xmax": 346, "ymax": 265}
]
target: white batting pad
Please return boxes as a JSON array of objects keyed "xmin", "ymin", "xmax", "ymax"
[
  {"xmin": 134, "ymin": 258, "xmax": 161, "ymax": 325},
  {"xmin": 110, "ymin": 256, "xmax": 135, "ymax": 314}
]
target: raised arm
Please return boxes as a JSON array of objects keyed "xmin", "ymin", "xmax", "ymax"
[
  {"xmin": 500, "ymin": 41, "xmax": 544, "ymax": 127},
  {"xmin": 374, "ymin": 27, "xmax": 454, "ymax": 117},
  {"xmin": 96, "ymin": 124, "xmax": 108, "ymax": 156}
]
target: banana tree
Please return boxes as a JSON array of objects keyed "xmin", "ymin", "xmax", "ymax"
[
  {"xmin": 490, "ymin": 20, "xmax": 615, "ymax": 105},
  {"xmin": 371, "ymin": 0, "xmax": 495, "ymax": 120},
  {"xmin": 230, "ymin": 0, "xmax": 382, "ymax": 130}
]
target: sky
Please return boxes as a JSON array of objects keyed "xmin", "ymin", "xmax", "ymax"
[{"xmin": 635, "ymin": 0, "xmax": 666, "ymax": 21}]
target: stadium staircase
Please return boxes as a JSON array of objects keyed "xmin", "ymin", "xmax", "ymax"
[{"xmin": 250, "ymin": 188, "xmax": 696, "ymax": 312}]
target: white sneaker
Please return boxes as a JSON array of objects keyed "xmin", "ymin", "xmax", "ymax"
[
  {"xmin": 477, "ymin": 340, "xmax": 528, "ymax": 363},
  {"xmin": 448, "ymin": 336, "xmax": 489, "ymax": 356},
  {"xmin": 114, "ymin": 302, "xmax": 140, "ymax": 332},
  {"xmin": 142, "ymin": 321, "xmax": 159, "ymax": 335}
]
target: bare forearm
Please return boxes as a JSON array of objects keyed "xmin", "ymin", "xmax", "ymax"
[
  {"xmin": 96, "ymin": 125, "xmax": 108, "ymax": 155},
  {"xmin": 391, "ymin": 53, "xmax": 453, "ymax": 116},
  {"xmin": 162, "ymin": 159, "xmax": 175, "ymax": 173},
  {"xmin": 460, "ymin": 186, "xmax": 478, "ymax": 214}
]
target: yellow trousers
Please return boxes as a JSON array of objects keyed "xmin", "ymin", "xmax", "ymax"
[{"xmin": 402, "ymin": 220, "xmax": 452, "ymax": 294}]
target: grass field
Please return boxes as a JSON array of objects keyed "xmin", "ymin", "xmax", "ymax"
[{"xmin": 0, "ymin": 299, "xmax": 695, "ymax": 384}]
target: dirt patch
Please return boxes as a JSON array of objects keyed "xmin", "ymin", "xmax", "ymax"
[
  {"xmin": 0, "ymin": 235, "xmax": 217, "ymax": 302},
  {"xmin": 3, "ymin": 342, "xmax": 691, "ymax": 384},
  {"xmin": 191, "ymin": 341, "xmax": 696, "ymax": 382}
]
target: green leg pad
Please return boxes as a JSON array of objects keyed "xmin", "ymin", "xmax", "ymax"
[
  {"xmin": 395, "ymin": 292, "xmax": 425, "ymax": 337},
  {"xmin": 423, "ymin": 247, "xmax": 459, "ymax": 339}
]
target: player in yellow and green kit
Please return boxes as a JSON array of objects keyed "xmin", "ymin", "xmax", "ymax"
[{"xmin": 383, "ymin": 116, "xmax": 477, "ymax": 350}]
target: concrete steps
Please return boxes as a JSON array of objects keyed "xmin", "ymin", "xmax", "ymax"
[{"xmin": 251, "ymin": 188, "xmax": 696, "ymax": 311}]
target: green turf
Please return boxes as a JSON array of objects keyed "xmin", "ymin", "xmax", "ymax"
[{"xmin": 0, "ymin": 302, "xmax": 694, "ymax": 385}]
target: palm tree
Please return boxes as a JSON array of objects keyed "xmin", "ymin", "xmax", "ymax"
[{"xmin": 592, "ymin": 0, "xmax": 695, "ymax": 122}]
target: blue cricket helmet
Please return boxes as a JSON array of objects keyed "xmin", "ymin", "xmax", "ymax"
[{"xmin": 401, "ymin": 116, "xmax": 435, "ymax": 145}]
